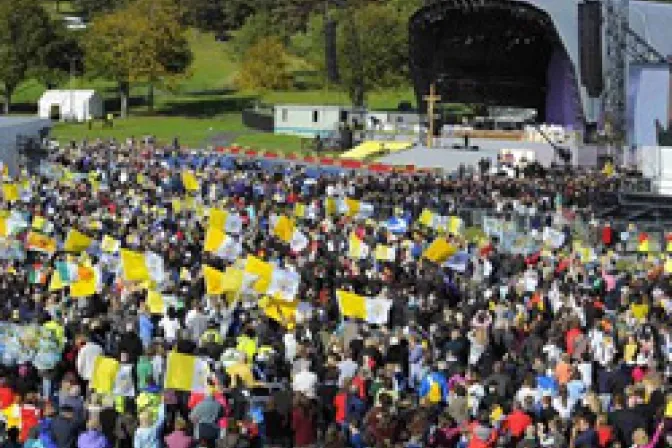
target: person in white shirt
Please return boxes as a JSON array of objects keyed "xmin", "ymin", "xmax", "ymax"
[
  {"xmin": 292, "ymin": 364, "xmax": 318, "ymax": 399},
  {"xmin": 159, "ymin": 307, "xmax": 182, "ymax": 343}
]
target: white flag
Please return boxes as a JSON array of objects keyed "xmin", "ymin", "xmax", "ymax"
[
  {"xmin": 365, "ymin": 298, "xmax": 392, "ymax": 325},
  {"xmin": 267, "ymin": 268, "xmax": 300, "ymax": 300}
]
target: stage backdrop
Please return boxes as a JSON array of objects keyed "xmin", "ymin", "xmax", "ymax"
[{"xmin": 628, "ymin": 63, "xmax": 670, "ymax": 147}]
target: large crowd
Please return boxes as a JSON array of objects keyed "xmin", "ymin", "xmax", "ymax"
[{"xmin": 0, "ymin": 139, "xmax": 670, "ymax": 448}]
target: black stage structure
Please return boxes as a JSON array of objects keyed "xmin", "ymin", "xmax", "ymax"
[{"xmin": 409, "ymin": 0, "xmax": 584, "ymax": 128}]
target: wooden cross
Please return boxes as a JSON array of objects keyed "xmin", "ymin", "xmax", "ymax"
[{"xmin": 423, "ymin": 83, "xmax": 441, "ymax": 148}]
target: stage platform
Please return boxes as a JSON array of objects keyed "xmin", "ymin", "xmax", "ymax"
[{"xmin": 377, "ymin": 137, "xmax": 587, "ymax": 172}]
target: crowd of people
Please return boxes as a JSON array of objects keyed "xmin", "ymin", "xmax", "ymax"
[{"xmin": 0, "ymin": 139, "xmax": 670, "ymax": 448}]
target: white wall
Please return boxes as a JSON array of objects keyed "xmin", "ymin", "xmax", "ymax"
[
  {"xmin": 640, "ymin": 146, "xmax": 672, "ymax": 195},
  {"xmin": 628, "ymin": 64, "xmax": 670, "ymax": 147},
  {"xmin": 274, "ymin": 106, "xmax": 343, "ymax": 137}
]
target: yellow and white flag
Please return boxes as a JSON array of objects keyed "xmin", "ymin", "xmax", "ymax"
[
  {"xmin": 101, "ymin": 235, "xmax": 120, "ymax": 254},
  {"xmin": 181, "ymin": 171, "xmax": 200, "ymax": 192},
  {"xmin": 164, "ymin": 352, "xmax": 210, "ymax": 392},
  {"xmin": 375, "ymin": 245, "xmax": 396, "ymax": 262},
  {"xmin": 121, "ymin": 249, "xmax": 165, "ymax": 283},
  {"xmin": 204, "ymin": 227, "xmax": 242, "ymax": 260},
  {"xmin": 244, "ymin": 255, "xmax": 274, "ymax": 294},
  {"xmin": 203, "ymin": 265, "xmax": 226, "ymax": 295},
  {"xmin": 348, "ymin": 233, "xmax": 367, "ymax": 259},
  {"xmin": 336, "ymin": 290, "xmax": 392, "ymax": 325},
  {"xmin": 91, "ymin": 356, "xmax": 120, "ymax": 394},
  {"xmin": 267, "ymin": 268, "xmax": 301, "ymax": 300},
  {"xmin": 340, "ymin": 198, "xmax": 374, "ymax": 219},
  {"xmin": 208, "ymin": 208, "xmax": 243, "ymax": 235},
  {"xmin": 63, "ymin": 229, "xmax": 92, "ymax": 253}
]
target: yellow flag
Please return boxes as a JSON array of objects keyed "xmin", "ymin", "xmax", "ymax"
[
  {"xmin": 203, "ymin": 265, "xmax": 226, "ymax": 295},
  {"xmin": 325, "ymin": 197, "xmax": 337, "ymax": 215},
  {"xmin": 171, "ymin": 198, "xmax": 182, "ymax": 214},
  {"xmin": 2, "ymin": 184, "xmax": 19, "ymax": 202},
  {"xmin": 32, "ymin": 215, "xmax": 46, "ymax": 231},
  {"xmin": 602, "ymin": 161, "xmax": 614, "ymax": 176},
  {"xmin": 25, "ymin": 231, "xmax": 57, "ymax": 254},
  {"xmin": 259, "ymin": 294, "xmax": 299, "ymax": 326},
  {"xmin": 121, "ymin": 249, "xmax": 150, "ymax": 282},
  {"xmin": 418, "ymin": 209, "xmax": 434, "ymax": 227},
  {"xmin": 101, "ymin": 235, "xmax": 120, "ymax": 254},
  {"xmin": 294, "ymin": 203, "xmax": 306, "ymax": 218},
  {"xmin": 273, "ymin": 215, "xmax": 294, "ymax": 242},
  {"xmin": 423, "ymin": 238, "xmax": 456, "ymax": 263},
  {"xmin": 91, "ymin": 356, "xmax": 119, "ymax": 394},
  {"xmin": 182, "ymin": 171, "xmax": 200, "ymax": 192},
  {"xmin": 204, "ymin": 227, "xmax": 227, "ymax": 253},
  {"xmin": 638, "ymin": 238, "xmax": 650, "ymax": 253},
  {"xmin": 221, "ymin": 267, "xmax": 244, "ymax": 293},
  {"xmin": 375, "ymin": 245, "xmax": 394, "ymax": 261},
  {"xmin": 336, "ymin": 290, "xmax": 367, "ymax": 320},
  {"xmin": 209, "ymin": 208, "xmax": 227, "ymax": 230},
  {"xmin": 245, "ymin": 255, "xmax": 273, "ymax": 293},
  {"xmin": 64, "ymin": 229, "xmax": 92, "ymax": 253},
  {"xmin": 665, "ymin": 258, "xmax": 672, "ymax": 274},
  {"xmin": 666, "ymin": 400, "xmax": 672, "ymax": 418},
  {"xmin": 448, "ymin": 216, "xmax": 462, "ymax": 235},
  {"xmin": 345, "ymin": 198, "xmax": 360, "ymax": 217},
  {"xmin": 0, "ymin": 217, "xmax": 6, "ymax": 237},
  {"xmin": 164, "ymin": 352, "xmax": 197, "ymax": 391},
  {"xmin": 49, "ymin": 270, "xmax": 65, "ymax": 292},
  {"xmin": 349, "ymin": 233, "xmax": 364, "ymax": 259},
  {"xmin": 70, "ymin": 265, "xmax": 96, "ymax": 297},
  {"xmin": 147, "ymin": 290, "xmax": 165, "ymax": 314}
]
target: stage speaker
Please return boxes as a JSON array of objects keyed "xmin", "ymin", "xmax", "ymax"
[
  {"xmin": 325, "ymin": 19, "xmax": 339, "ymax": 83},
  {"xmin": 578, "ymin": 1, "xmax": 604, "ymax": 98}
]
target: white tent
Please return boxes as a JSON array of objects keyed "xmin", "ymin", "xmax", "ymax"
[{"xmin": 38, "ymin": 90, "xmax": 103, "ymax": 122}]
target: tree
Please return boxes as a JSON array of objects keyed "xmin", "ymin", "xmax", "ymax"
[
  {"xmin": 33, "ymin": 22, "xmax": 85, "ymax": 90},
  {"xmin": 133, "ymin": 0, "xmax": 193, "ymax": 112},
  {"xmin": 84, "ymin": 0, "xmax": 192, "ymax": 117},
  {"xmin": 181, "ymin": 0, "xmax": 226, "ymax": 32},
  {"xmin": 234, "ymin": 37, "xmax": 292, "ymax": 91},
  {"xmin": 0, "ymin": 0, "xmax": 57, "ymax": 114},
  {"xmin": 337, "ymin": 2, "xmax": 409, "ymax": 106},
  {"xmin": 74, "ymin": 0, "xmax": 127, "ymax": 19}
]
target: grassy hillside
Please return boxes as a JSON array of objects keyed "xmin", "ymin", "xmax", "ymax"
[{"xmin": 22, "ymin": 3, "xmax": 416, "ymax": 149}]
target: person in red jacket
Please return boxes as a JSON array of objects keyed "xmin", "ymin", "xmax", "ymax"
[
  {"xmin": 565, "ymin": 319, "xmax": 583, "ymax": 357},
  {"xmin": 504, "ymin": 402, "xmax": 532, "ymax": 444},
  {"xmin": 602, "ymin": 223, "xmax": 614, "ymax": 247},
  {"xmin": 0, "ymin": 377, "xmax": 15, "ymax": 410},
  {"xmin": 291, "ymin": 394, "xmax": 317, "ymax": 448}
]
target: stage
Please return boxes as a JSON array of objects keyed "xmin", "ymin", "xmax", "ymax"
[{"xmin": 378, "ymin": 137, "xmax": 585, "ymax": 172}]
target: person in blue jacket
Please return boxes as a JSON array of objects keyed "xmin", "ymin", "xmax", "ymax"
[{"xmin": 418, "ymin": 365, "xmax": 450, "ymax": 405}]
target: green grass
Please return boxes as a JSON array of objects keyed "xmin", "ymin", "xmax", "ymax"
[
  {"xmin": 232, "ymin": 133, "xmax": 307, "ymax": 154},
  {"xmin": 20, "ymin": 19, "xmax": 417, "ymax": 151},
  {"xmin": 261, "ymin": 87, "xmax": 415, "ymax": 110},
  {"xmin": 51, "ymin": 115, "xmax": 246, "ymax": 148}
]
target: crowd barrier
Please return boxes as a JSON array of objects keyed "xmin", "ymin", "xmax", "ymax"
[{"xmin": 208, "ymin": 145, "xmax": 434, "ymax": 176}]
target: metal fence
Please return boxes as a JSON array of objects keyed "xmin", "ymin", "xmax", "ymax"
[{"xmin": 455, "ymin": 207, "xmax": 671, "ymax": 254}]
